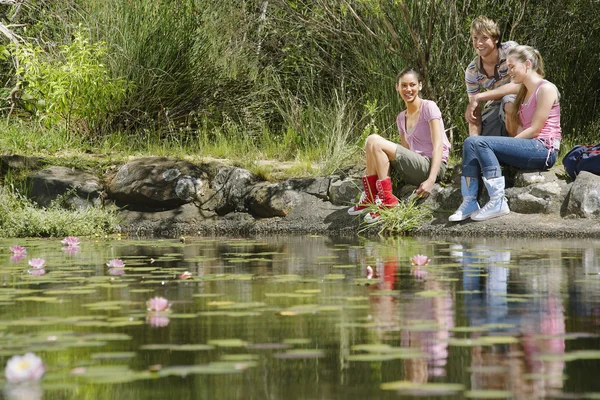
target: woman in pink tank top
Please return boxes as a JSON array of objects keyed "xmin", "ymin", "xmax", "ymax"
[
  {"xmin": 449, "ymin": 45, "xmax": 561, "ymax": 222},
  {"xmin": 347, "ymin": 67, "xmax": 450, "ymax": 223}
]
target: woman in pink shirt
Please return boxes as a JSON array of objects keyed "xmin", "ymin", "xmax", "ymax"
[
  {"xmin": 449, "ymin": 45, "xmax": 561, "ymax": 222},
  {"xmin": 348, "ymin": 67, "xmax": 450, "ymax": 223}
]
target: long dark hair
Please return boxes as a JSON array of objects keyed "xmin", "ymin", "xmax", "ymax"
[
  {"xmin": 396, "ymin": 67, "xmax": 423, "ymax": 85},
  {"xmin": 508, "ymin": 45, "xmax": 545, "ymax": 127}
]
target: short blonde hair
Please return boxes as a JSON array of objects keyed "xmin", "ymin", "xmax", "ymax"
[{"xmin": 470, "ymin": 16, "xmax": 500, "ymax": 42}]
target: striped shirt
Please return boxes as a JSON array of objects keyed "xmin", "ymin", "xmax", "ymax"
[{"xmin": 465, "ymin": 41, "xmax": 518, "ymax": 99}]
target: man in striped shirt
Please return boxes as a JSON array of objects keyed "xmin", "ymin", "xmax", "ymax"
[{"xmin": 465, "ymin": 16, "xmax": 519, "ymax": 137}]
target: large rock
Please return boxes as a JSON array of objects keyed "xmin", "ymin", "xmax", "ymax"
[
  {"xmin": 105, "ymin": 157, "xmax": 207, "ymax": 210},
  {"xmin": 208, "ymin": 167, "xmax": 258, "ymax": 215},
  {"xmin": 329, "ymin": 177, "xmax": 361, "ymax": 206},
  {"xmin": 565, "ymin": 171, "xmax": 600, "ymax": 218},
  {"xmin": 246, "ymin": 182, "xmax": 302, "ymax": 217},
  {"xmin": 507, "ymin": 181, "xmax": 568, "ymax": 214},
  {"xmin": 285, "ymin": 177, "xmax": 330, "ymax": 200},
  {"xmin": 1, "ymin": 155, "xmax": 44, "ymax": 173},
  {"xmin": 27, "ymin": 166, "xmax": 102, "ymax": 208}
]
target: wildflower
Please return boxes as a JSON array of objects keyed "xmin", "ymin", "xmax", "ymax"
[
  {"xmin": 60, "ymin": 237, "xmax": 80, "ymax": 247},
  {"xmin": 146, "ymin": 296, "xmax": 170, "ymax": 312},
  {"xmin": 410, "ymin": 254, "xmax": 431, "ymax": 266},
  {"xmin": 4, "ymin": 353, "xmax": 45, "ymax": 383},
  {"xmin": 9, "ymin": 245, "xmax": 26, "ymax": 256},
  {"xmin": 28, "ymin": 258, "xmax": 45, "ymax": 269},
  {"xmin": 178, "ymin": 271, "xmax": 193, "ymax": 280},
  {"xmin": 106, "ymin": 259, "xmax": 125, "ymax": 268}
]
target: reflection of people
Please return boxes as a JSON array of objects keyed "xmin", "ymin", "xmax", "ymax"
[
  {"xmin": 348, "ymin": 67, "xmax": 450, "ymax": 223},
  {"xmin": 469, "ymin": 295, "xmax": 566, "ymax": 399},
  {"xmin": 465, "ymin": 16, "xmax": 519, "ymax": 137},
  {"xmin": 400, "ymin": 280, "xmax": 454, "ymax": 379},
  {"xmin": 450, "ymin": 45, "xmax": 561, "ymax": 222}
]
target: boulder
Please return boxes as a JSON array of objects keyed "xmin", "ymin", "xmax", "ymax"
[
  {"xmin": 246, "ymin": 182, "xmax": 302, "ymax": 218},
  {"xmin": 329, "ymin": 177, "xmax": 361, "ymax": 206},
  {"xmin": 105, "ymin": 157, "xmax": 207, "ymax": 210},
  {"xmin": 0, "ymin": 155, "xmax": 44, "ymax": 172},
  {"xmin": 285, "ymin": 177, "xmax": 330, "ymax": 200},
  {"xmin": 27, "ymin": 166, "xmax": 102, "ymax": 208},
  {"xmin": 208, "ymin": 167, "xmax": 258, "ymax": 215},
  {"xmin": 565, "ymin": 171, "xmax": 600, "ymax": 218}
]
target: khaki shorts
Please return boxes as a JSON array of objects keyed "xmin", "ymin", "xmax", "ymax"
[{"xmin": 390, "ymin": 145, "xmax": 447, "ymax": 186}]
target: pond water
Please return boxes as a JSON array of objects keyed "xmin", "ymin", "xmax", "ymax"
[{"xmin": 1, "ymin": 235, "xmax": 600, "ymax": 399}]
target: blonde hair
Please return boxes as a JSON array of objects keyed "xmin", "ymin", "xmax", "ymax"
[
  {"xmin": 508, "ymin": 45, "xmax": 546, "ymax": 127},
  {"xmin": 470, "ymin": 16, "xmax": 500, "ymax": 43}
]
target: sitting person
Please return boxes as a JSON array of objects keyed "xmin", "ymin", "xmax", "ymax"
[
  {"xmin": 348, "ymin": 67, "xmax": 451, "ymax": 223},
  {"xmin": 465, "ymin": 16, "xmax": 520, "ymax": 137},
  {"xmin": 449, "ymin": 45, "xmax": 561, "ymax": 222}
]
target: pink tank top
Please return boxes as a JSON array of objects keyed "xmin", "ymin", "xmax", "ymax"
[{"xmin": 519, "ymin": 80, "xmax": 562, "ymax": 146}]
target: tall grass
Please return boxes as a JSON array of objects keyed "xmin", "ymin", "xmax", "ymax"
[
  {"xmin": 1, "ymin": 0, "xmax": 599, "ymax": 163},
  {"xmin": 0, "ymin": 186, "xmax": 120, "ymax": 238}
]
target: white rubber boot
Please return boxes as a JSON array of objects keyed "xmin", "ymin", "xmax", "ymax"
[{"xmin": 471, "ymin": 176, "xmax": 510, "ymax": 221}]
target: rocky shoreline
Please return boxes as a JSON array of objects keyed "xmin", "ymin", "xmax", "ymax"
[{"xmin": 2, "ymin": 155, "xmax": 599, "ymax": 238}]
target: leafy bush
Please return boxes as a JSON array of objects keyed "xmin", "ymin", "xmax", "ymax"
[{"xmin": 13, "ymin": 30, "xmax": 130, "ymax": 133}]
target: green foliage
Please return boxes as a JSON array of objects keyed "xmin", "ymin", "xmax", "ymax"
[
  {"xmin": 1, "ymin": 0, "xmax": 600, "ymax": 160},
  {"xmin": 359, "ymin": 194, "xmax": 433, "ymax": 235},
  {"xmin": 13, "ymin": 30, "xmax": 129, "ymax": 132},
  {"xmin": 0, "ymin": 186, "xmax": 121, "ymax": 238}
]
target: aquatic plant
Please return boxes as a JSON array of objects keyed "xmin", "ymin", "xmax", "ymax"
[
  {"xmin": 4, "ymin": 353, "xmax": 45, "ymax": 383},
  {"xmin": 146, "ymin": 297, "xmax": 170, "ymax": 312},
  {"xmin": 178, "ymin": 271, "xmax": 193, "ymax": 280},
  {"xmin": 61, "ymin": 236, "xmax": 81, "ymax": 247},
  {"xmin": 28, "ymin": 268, "xmax": 46, "ymax": 276},
  {"xmin": 106, "ymin": 259, "xmax": 125, "ymax": 268},
  {"xmin": 410, "ymin": 254, "xmax": 430, "ymax": 266},
  {"xmin": 9, "ymin": 245, "xmax": 26, "ymax": 255},
  {"xmin": 27, "ymin": 258, "xmax": 45, "ymax": 269},
  {"xmin": 359, "ymin": 194, "xmax": 433, "ymax": 235}
]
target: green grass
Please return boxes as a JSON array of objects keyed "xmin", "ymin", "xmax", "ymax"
[
  {"xmin": 0, "ymin": 186, "xmax": 121, "ymax": 238},
  {"xmin": 358, "ymin": 193, "xmax": 434, "ymax": 235}
]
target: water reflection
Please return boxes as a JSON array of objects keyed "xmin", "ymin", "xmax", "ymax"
[{"xmin": 0, "ymin": 236, "xmax": 599, "ymax": 399}]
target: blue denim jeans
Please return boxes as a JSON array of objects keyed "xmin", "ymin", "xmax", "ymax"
[{"xmin": 462, "ymin": 136, "xmax": 557, "ymax": 179}]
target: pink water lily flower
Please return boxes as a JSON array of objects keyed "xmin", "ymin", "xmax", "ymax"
[
  {"xmin": 106, "ymin": 259, "xmax": 125, "ymax": 268},
  {"xmin": 60, "ymin": 236, "xmax": 80, "ymax": 247},
  {"xmin": 410, "ymin": 254, "xmax": 431, "ymax": 266},
  {"xmin": 5, "ymin": 353, "xmax": 45, "ymax": 383},
  {"xmin": 178, "ymin": 271, "xmax": 193, "ymax": 280},
  {"xmin": 9, "ymin": 245, "xmax": 27, "ymax": 256},
  {"xmin": 146, "ymin": 296, "xmax": 170, "ymax": 312},
  {"xmin": 28, "ymin": 258, "xmax": 45, "ymax": 269},
  {"xmin": 28, "ymin": 269, "xmax": 46, "ymax": 277}
]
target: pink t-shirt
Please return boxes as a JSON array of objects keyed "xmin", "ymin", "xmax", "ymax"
[
  {"xmin": 396, "ymin": 99, "xmax": 450, "ymax": 162},
  {"xmin": 519, "ymin": 80, "xmax": 562, "ymax": 144}
]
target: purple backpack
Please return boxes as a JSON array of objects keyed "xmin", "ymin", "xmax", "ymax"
[{"xmin": 563, "ymin": 143, "xmax": 600, "ymax": 179}]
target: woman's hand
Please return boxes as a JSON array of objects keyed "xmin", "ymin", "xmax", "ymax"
[{"xmin": 416, "ymin": 179, "xmax": 435, "ymax": 198}]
